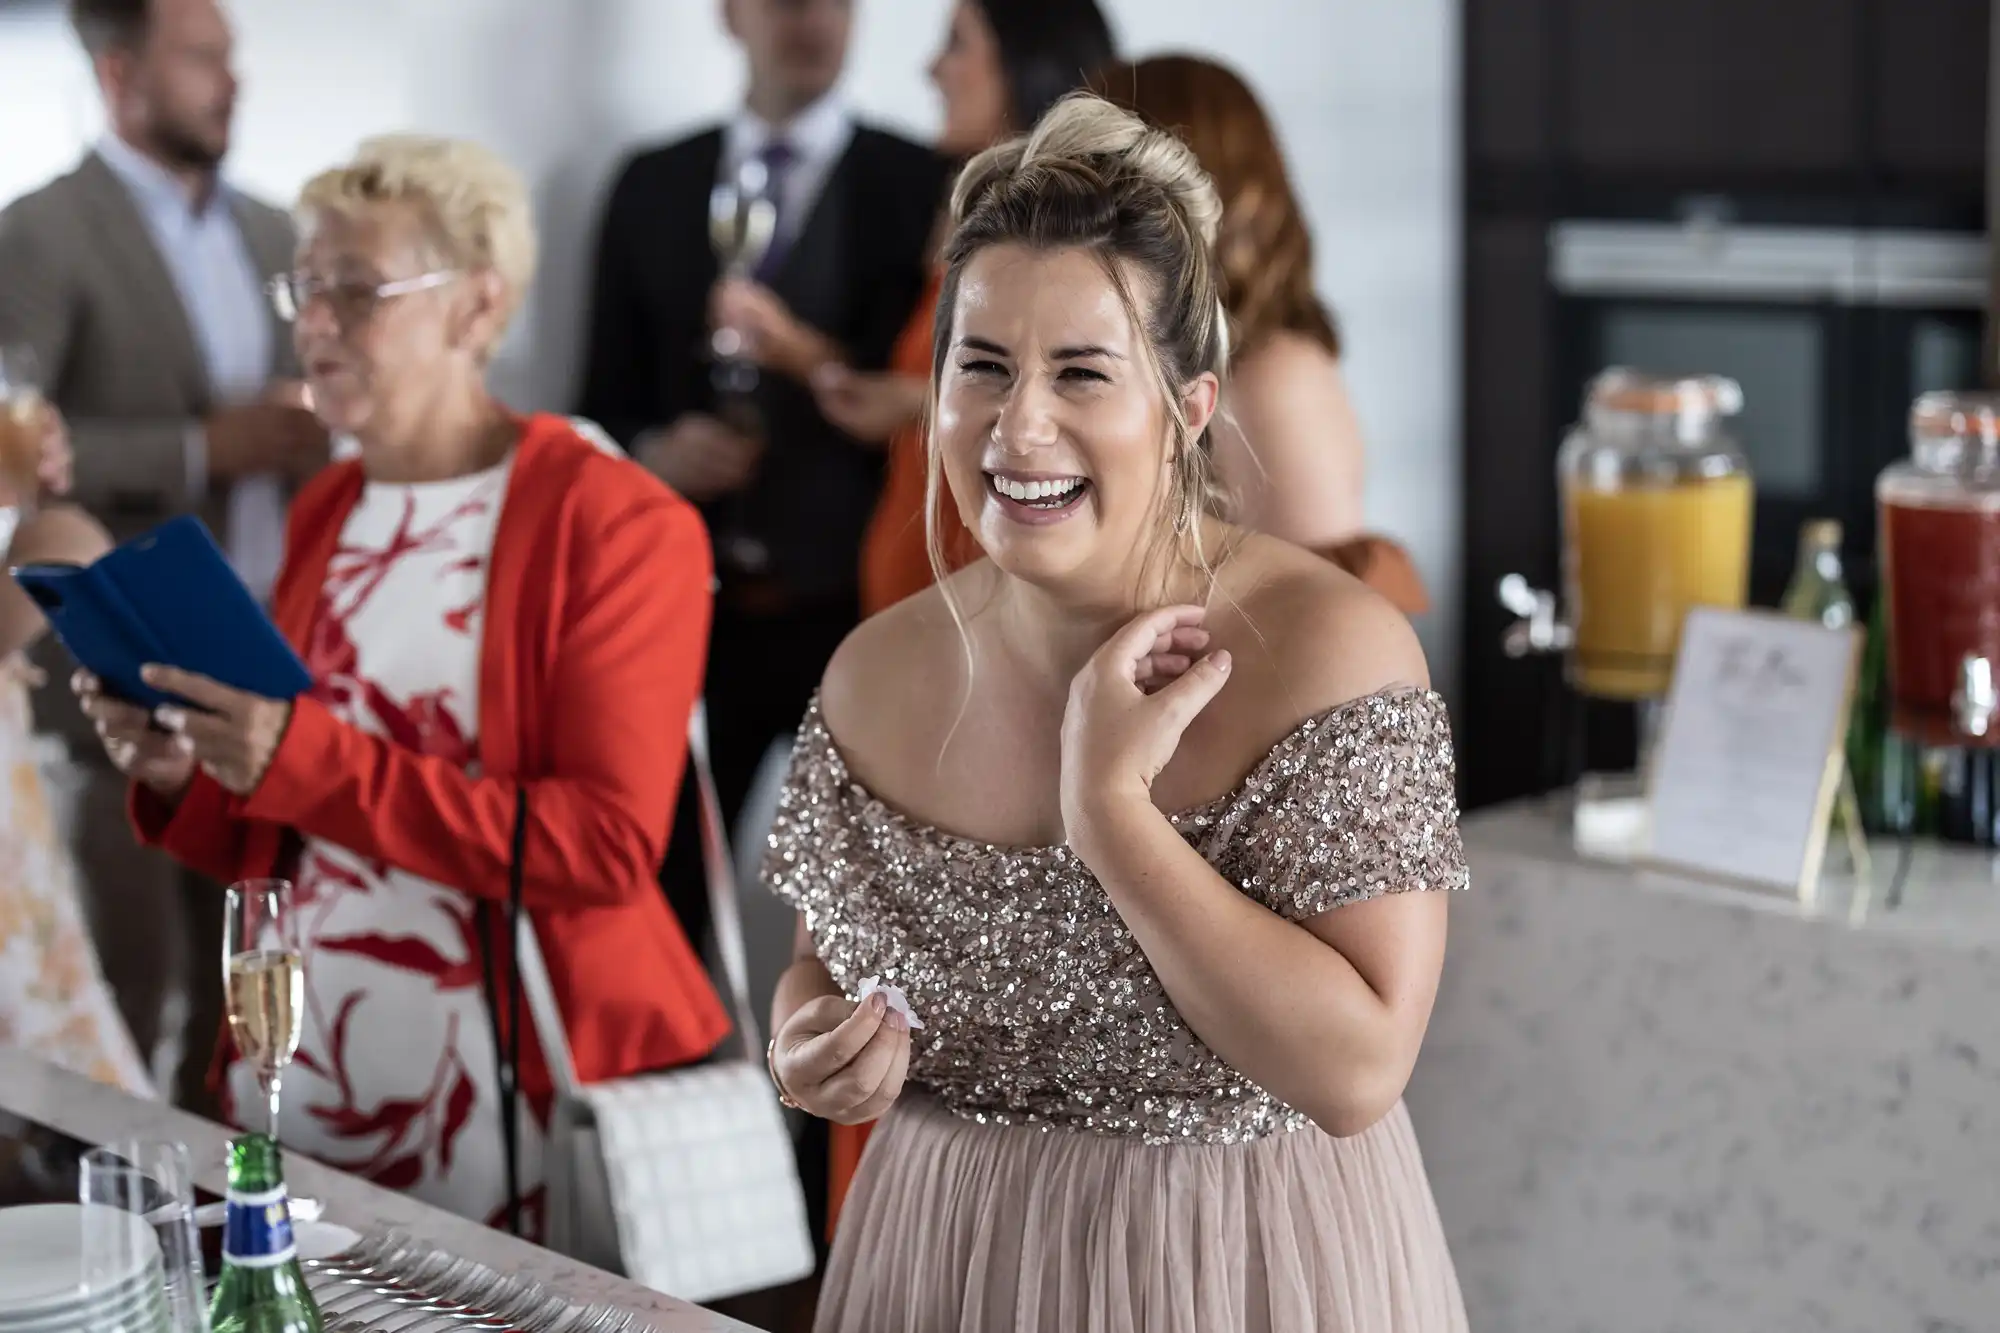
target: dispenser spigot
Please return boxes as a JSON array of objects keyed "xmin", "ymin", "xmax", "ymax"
[
  {"xmin": 1953, "ymin": 653, "xmax": 1997, "ymax": 737},
  {"xmin": 1499, "ymin": 574, "xmax": 1574, "ymax": 659}
]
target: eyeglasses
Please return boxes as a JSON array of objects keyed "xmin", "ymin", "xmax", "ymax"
[{"xmin": 266, "ymin": 269, "xmax": 458, "ymax": 325}]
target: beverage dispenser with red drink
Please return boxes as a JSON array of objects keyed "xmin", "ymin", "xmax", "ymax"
[
  {"xmin": 1877, "ymin": 391, "xmax": 2000, "ymax": 840},
  {"xmin": 1879, "ymin": 393, "xmax": 2000, "ymax": 740}
]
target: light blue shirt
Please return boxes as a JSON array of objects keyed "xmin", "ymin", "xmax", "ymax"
[
  {"xmin": 95, "ymin": 133, "xmax": 271, "ymax": 401},
  {"xmin": 96, "ymin": 134, "xmax": 285, "ymax": 600}
]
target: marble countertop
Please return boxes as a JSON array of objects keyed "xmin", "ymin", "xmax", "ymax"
[
  {"xmin": 1415, "ymin": 806, "xmax": 2000, "ymax": 1332},
  {"xmin": 0, "ymin": 1050, "xmax": 756, "ymax": 1332},
  {"xmin": 1464, "ymin": 798, "xmax": 2000, "ymax": 951}
]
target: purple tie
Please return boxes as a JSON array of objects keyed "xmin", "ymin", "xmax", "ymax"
[{"xmin": 752, "ymin": 139, "xmax": 797, "ymax": 284}]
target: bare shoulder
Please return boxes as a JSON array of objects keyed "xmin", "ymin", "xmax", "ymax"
[
  {"xmin": 819, "ymin": 573, "xmax": 979, "ymax": 777},
  {"xmin": 1230, "ymin": 330, "xmax": 1345, "ymax": 405},
  {"xmin": 1151, "ymin": 533, "xmax": 1430, "ymax": 806},
  {"xmin": 1217, "ymin": 532, "xmax": 1429, "ymax": 719}
]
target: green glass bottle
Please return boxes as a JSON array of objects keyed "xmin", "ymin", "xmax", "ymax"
[
  {"xmin": 209, "ymin": 1134, "xmax": 325, "ymax": 1333},
  {"xmin": 1849, "ymin": 580, "xmax": 1930, "ymax": 836},
  {"xmin": 1847, "ymin": 583, "xmax": 1893, "ymax": 831},
  {"xmin": 1781, "ymin": 519, "xmax": 1856, "ymax": 629}
]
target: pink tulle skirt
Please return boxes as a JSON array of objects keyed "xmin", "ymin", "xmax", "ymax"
[{"xmin": 815, "ymin": 1092, "xmax": 1469, "ymax": 1333}]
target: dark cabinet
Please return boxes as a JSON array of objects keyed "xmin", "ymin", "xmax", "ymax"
[
  {"xmin": 1870, "ymin": 0, "xmax": 1991, "ymax": 182},
  {"xmin": 1459, "ymin": 219, "xmax": 1561, "ymax": 808},
  {"xmin": 1565, "ymin": 0, "xmax": 1863, "ymax": 175},
  {"xmin": 1465, "ymin": 0, "xmax": 1555, "ymax": 168},
  {"xmin": 1467, "ymin": 0, "xmax": 1990, "ymax": 191}
]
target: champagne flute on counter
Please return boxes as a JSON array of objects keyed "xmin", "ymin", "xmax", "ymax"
[{"xmin": 224, "ymin": 879, "xmax": 304, "ymax": 1141}]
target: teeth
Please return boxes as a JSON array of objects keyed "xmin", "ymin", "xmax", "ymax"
[{"xmin": 993, "ymin": 475, "xmax": 1083, "ymax": 503}]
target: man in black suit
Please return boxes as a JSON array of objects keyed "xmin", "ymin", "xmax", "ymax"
[{"xmin": 576, "ymin": 0, "xmax": 946, "ymax": 935}]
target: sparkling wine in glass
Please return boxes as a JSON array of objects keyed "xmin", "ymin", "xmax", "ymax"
[
  {"xmin": 707, "ymin": 158, "xmax": 778, "ymax": 574},
  {"xmin": 224, "ymin": 879, "xmax": 304, "ymax": 1140},
  {"xmin": 0, "ymin": 344, "xmax": 47, "ymax": 552}
]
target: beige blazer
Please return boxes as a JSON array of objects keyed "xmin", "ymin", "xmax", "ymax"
[
  {"xmin": 0, "ymin": 150, "xmax": 297, "ymax": 544},
  {"xmin": 0, "ymin": 151, "xmax": 296, "ymax": 756}
]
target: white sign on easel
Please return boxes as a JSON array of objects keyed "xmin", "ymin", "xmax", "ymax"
[{"xmin": 1647, "ymin": 607, "xmax": 1861, "ymax": 897}]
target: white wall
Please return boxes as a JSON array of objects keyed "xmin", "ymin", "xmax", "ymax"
[{"xmin": 0, "ymin": 0, "xmax": 1459, "ymax": 690}]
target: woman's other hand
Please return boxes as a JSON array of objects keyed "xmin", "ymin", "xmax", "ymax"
[
  {"xmin": 770, "ymin": 989, "xmax": 912, "ymax": 1125},
  {"xmin": 34, "ymin": 401, "xmax": 72, "ymax": 496},
  {"xmin": 710, "ymin": 277, "xmax": 842, "ymax": 383},
  {"xmin": 633, "ymin": 413, "xmax": 763, "ymax": 502},
  {"xmin": 139, "ymin": 664, "xmax": 293, "ymax": 797},
  {"xmin": 73, "ymin": 669, "xmax": 197, "ymax": 802},
  {"xmin": 811, "ymin": 365, "xmax": 926, "ymax": 443},
  {"xmin": 1, "ymin": 399, "xmax": 72, "ymax": 509}
]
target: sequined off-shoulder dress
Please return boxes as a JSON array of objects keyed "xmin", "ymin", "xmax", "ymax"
[{"xmin": 763, "ymin": 687, "xmax": 1471, "ymax": 1332}]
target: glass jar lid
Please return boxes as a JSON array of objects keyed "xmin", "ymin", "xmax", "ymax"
[
  {"xmin": 1582, "ymin": 368, "xmax": 1743, "ymax": 445},
  {"xmin": 1909, "ymin": 390, "xmax": 2000, "ymax": 477},
  {"xmin": 1585, "ymin": 367, "xmax": 1743, "ymax": 418}
]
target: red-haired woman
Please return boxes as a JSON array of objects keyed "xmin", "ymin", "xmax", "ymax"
[{"xmin": 1100, "ymin": 54, "xmax": 1427, "ymax": 610}]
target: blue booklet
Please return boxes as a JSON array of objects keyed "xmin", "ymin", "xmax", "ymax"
[{"xmin": 10, "ymin": 514, "xmax": 312, "ymax": 711}]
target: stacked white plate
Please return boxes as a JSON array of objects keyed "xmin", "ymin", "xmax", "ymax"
[{"xmin": 0, "ymin": 1205, "xmax": 172, "ymax": 1333}]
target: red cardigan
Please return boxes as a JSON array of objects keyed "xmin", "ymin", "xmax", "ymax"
[{"xmin": 132, "ymin": 414, "xmax": 732, "ymax": 1099}]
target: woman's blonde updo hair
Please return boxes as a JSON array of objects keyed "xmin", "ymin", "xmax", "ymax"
[
  {"xmin": 927, "ymin": 92, "xmax": 1234, "ymax": 588},
  {"xmin": 296, "ymin": 135, "xmax": 537, "ymax": 340}
]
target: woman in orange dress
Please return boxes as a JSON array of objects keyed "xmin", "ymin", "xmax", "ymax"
[{"xmin": 837, "ymin": 267, "xmax": 967, "ymax": 614}]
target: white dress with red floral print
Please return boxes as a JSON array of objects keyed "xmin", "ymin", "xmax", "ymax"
[{"xmin": 224, "ymin": 457, "xmax": 545, "ymax": 1233}]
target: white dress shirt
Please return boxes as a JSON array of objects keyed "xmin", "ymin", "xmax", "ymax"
[{"xmin": 718, "ymin": 93, "xmax": 856, "ymax": 258}]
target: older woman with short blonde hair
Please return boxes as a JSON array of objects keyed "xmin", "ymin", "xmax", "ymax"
[{"xmin": 76, "ymin": 134, "xmax": 728, "ymax": 1229}]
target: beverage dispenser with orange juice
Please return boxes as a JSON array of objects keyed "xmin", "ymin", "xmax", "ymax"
[
  {"xmin": 1563, "ymin": 369, "xmax": 1755, "ymax": 700},
  {"xmin": 1501, "ymin": 368, "xmax": 1755, "ymax": 850}
]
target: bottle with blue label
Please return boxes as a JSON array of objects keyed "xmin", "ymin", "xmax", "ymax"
[{"xmin": 209, "ymin": 1133, "xmax": 325, "ymax": 1333}]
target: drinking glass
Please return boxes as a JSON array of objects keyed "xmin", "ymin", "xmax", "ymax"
[
  {"xmin": 80, "ymin": 1140, "xmax": 207, "ymax": 1333},
  {"xmin": 706, "ymin": 159, "xmax": 777, "ymax": 575},
  {"xmin": 223, "ymin": 879, "xmax": 304, "ymax": 1141},
  {"xmin": 0, "ymin": 344, "xmax": 46, "ymax": 548}
]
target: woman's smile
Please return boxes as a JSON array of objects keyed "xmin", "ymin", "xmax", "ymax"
[{"xmin": 984, "ymin": 468, "xmax": 1093, "ymax": 525}]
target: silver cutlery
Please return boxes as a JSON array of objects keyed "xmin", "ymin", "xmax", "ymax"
[{"xmin": 296, "ymin": 1229, "xmax": 657, "ymax": 1333}]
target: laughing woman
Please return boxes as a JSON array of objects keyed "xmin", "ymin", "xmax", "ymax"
[{"xmin": 763, "ymin": 95, "xmax": 1469, "ymax": 1332}]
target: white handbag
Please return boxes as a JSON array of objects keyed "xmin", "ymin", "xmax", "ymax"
[{"xmin": 494, "ymin": 704, "xmax": 815, "ymax": 1304}]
